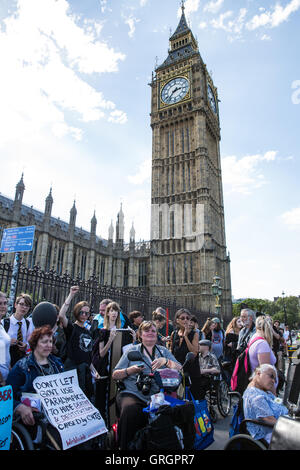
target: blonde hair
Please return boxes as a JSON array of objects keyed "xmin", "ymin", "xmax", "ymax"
[
  {"xmin": 104, "ymin": 301, "xmax": 121, "ymax": 329},
  {"xmin": 255, "ymin": 315, "xmax": 273, "ymax": 347}
]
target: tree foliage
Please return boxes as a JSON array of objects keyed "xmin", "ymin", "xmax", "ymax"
[{"xmin": 232, "ymin": 296, "xmax": 300, "ymax": 328}]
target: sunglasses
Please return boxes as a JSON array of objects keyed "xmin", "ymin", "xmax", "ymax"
[
  {"xmin": 79, "ymin": 311, "xmax": 90, "ymax": 316},
  {"xmin": 178, "ymin": 316, "xmax": 190, "ymax": 320}
]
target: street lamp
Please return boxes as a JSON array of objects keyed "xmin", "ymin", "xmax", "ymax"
[
  {"xmin": 212, "ymin": 274, "xmax": 222, "ymax": 322},
  {"xmin": 282, "ymin": 291, "xmax": 288, "ymax": 326}
]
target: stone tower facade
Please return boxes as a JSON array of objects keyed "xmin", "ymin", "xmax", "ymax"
[{"xmin": 149, "ymin": 5, "xmax": 232, "ymax": 319}]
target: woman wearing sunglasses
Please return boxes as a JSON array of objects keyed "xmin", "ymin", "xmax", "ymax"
[
  {"xmin": 170, "ymin": 308, "xmax": 200, "ymax": 398},
  {"xmin": 58, "ymin": 286, "xmax": 93, "ymax": 399}
]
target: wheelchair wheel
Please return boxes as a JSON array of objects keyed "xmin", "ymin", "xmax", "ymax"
[
  {"xmin": 10, "ymin": 422, "xmax": 35, "ymax": 450},
  {"xmin": 216, "ymin": 380, "xmax": 231, "ymax": 417},
  {"xmin": 224, "ymin": 434, "xmax": 268, "ymax": 450}
]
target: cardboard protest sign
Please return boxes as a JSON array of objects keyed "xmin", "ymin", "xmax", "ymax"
[
  {"xmin": 0, "ymin": 386, "xmax": 13, "ymax": 451},
  {"xmin": 33, "ymin": 369, "xmax": 107, "ymax": 450}
]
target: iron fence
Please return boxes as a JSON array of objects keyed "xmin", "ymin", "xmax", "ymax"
[{"xmin": 0, "ymin": 260, "xmax": 210, "ymax": 325}]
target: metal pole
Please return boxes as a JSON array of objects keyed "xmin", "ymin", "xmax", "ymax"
[{"xmin": 7, "ymin": 252, "xmax": 20, "ymax": 317}]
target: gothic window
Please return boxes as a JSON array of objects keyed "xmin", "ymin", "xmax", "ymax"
[
  {"xmin": 182, "ymin": 162, "xmax": 186, "ymax": 192},
  {"xmin": 171, "ymin": 131, "xmax": 175, "ymax": 156},
  {"xmin": 188, "ymin": 162, "xmax": 191, "ymax": 190},
  {"xmin": 46, "ymin": 242, "xmax": 52, "ymax": 272},
  {"xmin": 100, "ymin": 259, "xmax": 105, "ymax": 285},
  {"xmin": 138, "ymin": 260, "xmax": 147, "ymax": 287},
  {"xmin": 184, "ymin": 256, "xmax": 188, "ymax": 283},
  {"xmin": 123, "ymin": 260, "xmax": 129, "ymax": 287},
  {"xmin": 171, "ymin": 165, "xmax": 175, "ymax": 194},
  {"xmin": 159, "ymin": 211, "xmax": 163, "ymax": 239},
  {"xmin": 181, "ymin": 128, "xmax": 185, "ymax": 153},
  {"xmin": 72, "ymin": 249, "xmax": 76, "ymax": 278},
  {"xmin": 80, "ymin": 252, "xmax": 87, "ymax": 280},
  {"xmin": 170, "ymin": 211, "xmax": 175, "ymax": 238},
  {"xmin": 166, "ymin": 131, "xmax": 170, "ymax": 157},
  {"xmin": 166, "ymin": 259, "xmax": 170, "ymax": 284},
  {"xmin": 190, "ymin": 255, "xmax": 194, "ymax": 283},
  {"xmin": 172, "ymin": 258, "xmax": 176, "ymax": 284},
  {"xmin": 186, "ymin": 127, "xmax": 190, "ymax": 151},
  {"xmin": 57, "ymin": 245, "xmax": 64, "ymax": 275},
  {"xmin": 166, "ymin": 167, "xmax": 169, "ymax": 195}
]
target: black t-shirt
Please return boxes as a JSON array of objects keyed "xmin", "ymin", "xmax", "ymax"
[
  {"xmin": 171, "ymin": 329, "xmax": 200, "ymax": 377},
  {"xmin": 64, "ymin": 320, "xmax": 93, "ymax": 365}
]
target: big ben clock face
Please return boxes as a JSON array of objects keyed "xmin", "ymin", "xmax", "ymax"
[
  {"xmin": 207, "ymin": 84, "xmax": 217, "ymax": 114},
  {"xmin": 161, "ymin": 77, "xmax": 190, "ymax": 105}
]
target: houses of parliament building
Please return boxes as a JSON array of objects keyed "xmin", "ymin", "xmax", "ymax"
[{"xmin": 0, "ymin": 5, "xmax": 232, "ymax": 319}]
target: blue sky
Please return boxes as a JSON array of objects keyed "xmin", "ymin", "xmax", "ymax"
[{"xmin": 0, "ymin": 0, "xmax": 299, "ymax": 301}]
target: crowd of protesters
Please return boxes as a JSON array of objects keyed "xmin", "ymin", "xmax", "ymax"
[{"xmin": 0, "ymin": 289, "xmax": 296, "ymax": 449}]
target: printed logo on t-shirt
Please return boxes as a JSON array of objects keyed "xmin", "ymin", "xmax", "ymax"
[{"xmin": 79, "ymin": 333, "xmax": 92, "ymax": 352}]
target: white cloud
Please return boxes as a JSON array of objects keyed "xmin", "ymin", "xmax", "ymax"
[
  {"xmin": 222, "ymin": 151, "xmax": 277, "ymax": 194},
  {"xmin": 108, "ymin": 110, "xmax": 128, "ymax": 124},
  {"xmin": 203, "ymin": 0, "xmax": 224, "ymax": 14},
  {"xmin": 178, "ymin": 0, "xmax": 201, "ymax": 18},
  {"xmin": 281, "ymin": 208, "xmax": 300, "ymax": 229},
  {"xmin": 128, "ymin": 159, "xmax": 151, "ymax": 185},
  {"xmin": 124, "ymin": 15, "xmax": 140, "ymax": 38},
  {"xmin": 0, "ymin": 0, "xmax": 126, "ymax": 146},
  {"xmin": 246, "ymin": 0, "xmax": 300, "ymax": 30},
  {"xmin": 211, "ymin": 8, "xmax": 247, "ymax": 39}
]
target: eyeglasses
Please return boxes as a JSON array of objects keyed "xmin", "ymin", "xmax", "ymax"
[
  {"xmin": 265, "ymin": 372, "xmax": 276, "ymax": 381},
  {"xmin": 0, "ymin": 301, "xmax": 7, "ymax": 305},
  {"xmin": 17, "ymin": 302, "xmax": 30, "ymax": 308},
  {"xmin": 179, "ymin": 316, "xmax": 190, "ymax": 320},
  {"xmin": 79, "ymin": 311, "xmax": 90, "ymax": 316}
]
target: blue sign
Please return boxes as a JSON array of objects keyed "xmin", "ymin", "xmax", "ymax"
[
  {"xmin": 0, "ymin": 385, "xmax": 13, "ymax": 450},
  {"xmin": 0, "ymin": 226, "xmax": 35, "ymax": 254}
]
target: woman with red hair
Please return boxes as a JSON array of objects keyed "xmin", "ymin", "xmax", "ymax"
[{"xmin": 6, "ymin": 325, "xmax": 64, "ymax": 427}]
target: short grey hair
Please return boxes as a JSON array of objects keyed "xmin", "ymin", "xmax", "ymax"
[
  {"xmin": 241, "ymin": 308, "xmax": 256, "ymax": 321},
  {"xmin": 155, "ymin": 307, "xmax": 166, "ymax": 316},
  {"xmin": 250, "ymin": 363, "xmax": 277, "ymax": 381}
]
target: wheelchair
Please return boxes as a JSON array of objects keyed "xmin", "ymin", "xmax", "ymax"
[
  {"xmin": 224, "ymin": 390, "xmax": 300, "ymax": 451},
  {"xmin": 205, "ymin": 369, "xmax": 232, "ymax": 422},
  {"xmin": 9, "ymin": 411, "xmax": 62, "ymax": 451}
]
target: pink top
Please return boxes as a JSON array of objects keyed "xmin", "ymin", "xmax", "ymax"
[{"xmin": 248, "ymin": 334, "xmax": 277, "ymax": 372}]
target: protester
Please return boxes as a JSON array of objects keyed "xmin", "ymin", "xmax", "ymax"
[
  {"xmin": 237, "ymin": 308, "xmax": 256, "ymax": 354},
  {"xmin": 248, "ymin": 316, "xmax": 277, "ymax": 385},
  {"xmin": 129, "ymin": 310, "xmax": 144, "ymax": 331},
  {"xmin": 152, "ymin": 311, "xmax": 169, "ymax": 345},
  {"xmin": 92, "ymin": 301, "xmax": 128, "ymax": 424},
  {"xmin": 0, "ymin": 292, "xmax": 11, "ymax": 384},
  {"xmin": 210, "ymin": 317, "xmax": 225, "ymax": 360},
  {"xmin": 224, "ymin": 316, "xmax": 243, "ymax": 368},
  {"xmin": 58, "ymin": 286, "xmax": 93, "ymax": 399},
  {"xmin": 196, "ymin": 339, "xmax": 221, "ymax": 400},
  {"xmin": 112, "ymin": 320, "xmax": 181, "ymax": 450},
  {"xmin": 90, "ymin": 298, "xmax": 113, "ymax": 340},
  {"xmin": 243, "ymin": 364, "xmax": 288, "ymax": 446},
  {"xmin": 170, "ymin": 308, "xmax": 200, "ymax": 398},
  {"xmin": 272, "ymin": 320, "xmax": 284, "ymax": 369},
  {"xmin": 2, "ymin": 293, "xmax": 34, "ymax": 367},
  {"xmin": 154, "ymin": 307, "xmax": 174, "ymax": 337},
  {"xmin": 201, "ymin": 318, "xmax": 213, "ymax": 341},
  {"xmin": 6, "ymin": 325, "xmax": 64, "ymax": 426},
  {"xmin": 189, "ymin": 315, "xmax": 200, "ymax": 336}
]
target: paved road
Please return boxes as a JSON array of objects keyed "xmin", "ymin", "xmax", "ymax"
[{"xmin": 205, "ymin": 400, "xmax": 237, "ymax": 450}]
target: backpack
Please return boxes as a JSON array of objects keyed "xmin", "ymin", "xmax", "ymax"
[
  {"xmin": 3, "ymin": 317, "xmax": 30, "ymax": 333},
  {"xmin": 230, "ymin": 336, "xmax": 264, "ymax": 394}
]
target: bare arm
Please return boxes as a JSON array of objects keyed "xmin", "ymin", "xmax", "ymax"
[
  {"xmin": 183, "ymin": 330, "xmax": 199, "ymax": 355},
  {"xmin": 99, "ymin": 330, "xmax": 117, "ymax": 358},
  {"xmin": 58, "ymin": 286, "xmax": 79, "ymax": 328},
  {"xmin": 112, "ymin": 365, "xmax": 144, "ymax": 381}
]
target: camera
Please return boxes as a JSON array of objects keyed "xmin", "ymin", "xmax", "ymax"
[{"xmin": 136, "ymin": 371, "xmax": 153, "ymax": 396}]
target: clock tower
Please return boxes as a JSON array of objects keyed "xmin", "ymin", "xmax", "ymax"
[{"xmin": 149, "ymin": 4, "xmax": 232, "ymax": 321}]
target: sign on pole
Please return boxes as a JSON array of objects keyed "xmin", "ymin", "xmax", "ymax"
[
  {"xmin": 0, "ymin": 226, "xmax": 36, "ymax": 315},
  {"xmin": 0, "ymin": 226, "xmax": 35, "ymax": 254}
]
